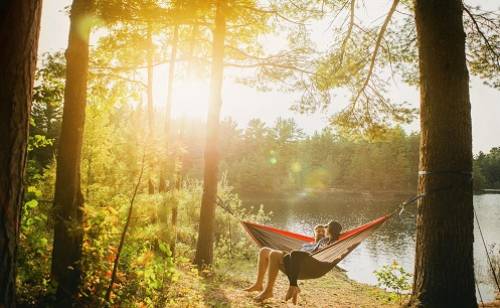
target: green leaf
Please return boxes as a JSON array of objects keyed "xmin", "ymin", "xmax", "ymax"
[{"xmin": 25, "ymin": 199, "xmax": 38, "ymax": 209}]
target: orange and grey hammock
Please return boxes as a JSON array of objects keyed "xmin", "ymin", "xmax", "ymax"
[
  {"xmin": 241, "ymin": 214, "xmax": 393, "ymax": 280},
  {"xmin": 236, "ymin": 175, "xmax": 481, "ymax": 281}
]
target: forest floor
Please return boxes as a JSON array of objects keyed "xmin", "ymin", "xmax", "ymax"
[{"xmin": 163, "ymin": 258, "xmax": 404, "ymax": 308}]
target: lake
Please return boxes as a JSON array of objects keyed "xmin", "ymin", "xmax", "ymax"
[{"xmin": 241, "ymin": 192, "xmax": 500, "ymax": 302}]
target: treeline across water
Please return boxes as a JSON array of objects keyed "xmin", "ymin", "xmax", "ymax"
[
  {"xmin": 474, "ymin": 148, "xmax": 500, "ymax": 190},
  {"xmin": 186, "ymin": 119, "xmax": 499, "ymax": 194},
  {"xmin": 182, "ymin": 119, "xmax": 421, "ymax": 194}
]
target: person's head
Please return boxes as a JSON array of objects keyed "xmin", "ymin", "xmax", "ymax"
[
  {"xmin": 325, "ymin": 221, "xmax": 342, "ymax": 242},
  {"xmin": 313, "ymin": 224, "xmax": 326, "ymax": 242}
]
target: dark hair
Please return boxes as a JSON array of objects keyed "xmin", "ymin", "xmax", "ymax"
[{"xmin": 326, "ymin": 221, "xmax": 342, "ymax": 242}]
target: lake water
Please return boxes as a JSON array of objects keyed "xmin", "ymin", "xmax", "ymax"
[{"xmin": 241, "ymin": 193, "xmax": 500, "ymax": 302}]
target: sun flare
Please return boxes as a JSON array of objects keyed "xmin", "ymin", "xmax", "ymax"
[
  {"xmin": 153, "ymin": 73, "xmax": 210, "ymax": 120},
  {"xmin": 172, "ymin": 80, "xmax": 210, "ymax": 119},
  {"xmin": 4, "ymin": 0, "xmax": 499, "ymax": 306}
]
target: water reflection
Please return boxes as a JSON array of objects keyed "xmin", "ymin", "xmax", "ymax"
[{"xmin": 241, "ymin": 193, "xmax": 500, "ymax": 301}]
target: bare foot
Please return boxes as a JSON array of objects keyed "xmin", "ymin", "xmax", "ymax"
[
  {"xmin": 285, "ymin": 286, "xmax": 300, "ymax": 304},
  {"xmin": 243, "ymin": 284, "xmax": 263, "ymax": 292},
  {"xmin": 254, "ymin": 290, "xmax": 273, "ymax": 301}
]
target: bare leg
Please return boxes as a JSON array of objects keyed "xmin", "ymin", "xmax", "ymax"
[
  {"xmin": 255, "ymin": 250, "xmax": 283, "ymax": 301},
  {"xmin": 243, "ymin": 247, "xmax": 271, "ymax": 292}
]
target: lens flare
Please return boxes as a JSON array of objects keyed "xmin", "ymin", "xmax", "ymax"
[
  {"xmin": 76, "ymin": 14, "xmax": 102, "ymax": 41},
  {"xmin": 291, "ymin": 162, "xmax": 302, "ymax": 173}
]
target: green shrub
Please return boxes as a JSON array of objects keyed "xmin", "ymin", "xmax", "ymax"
[
  {"xmin": 17, "ymin": 164, "xmax": 270, "ymax": 306},
  {"xmin": 374, "ymin": 260, "xmax": 412, "ymax": 303}
]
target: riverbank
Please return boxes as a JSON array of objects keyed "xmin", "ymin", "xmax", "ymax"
[{"xmin": 164, "ymin": 258, "xmax": 403, "ymax": 307}]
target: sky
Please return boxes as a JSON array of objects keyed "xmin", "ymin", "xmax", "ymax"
[{"xmin": 39, "ymin": 0, "xmax": 499, "ymax": 154}]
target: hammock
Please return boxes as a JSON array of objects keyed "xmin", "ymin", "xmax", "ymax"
[{"xmin": 241, "ymin": 214, "xmax": 393, "ymax": 280}]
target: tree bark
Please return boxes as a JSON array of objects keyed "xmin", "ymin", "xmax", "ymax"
[
  {"xmin": 194, "ymin": 0, "xmax": 226, "ymax": 268},
  {"xmin": 51, "ymin": 0, "xmax": 92, "ymax": 304},
  {"xmin": 159, "ymin": 25, "xmax": 179, "ymax": 193},
  {"xmin": 409, "ymin": 1, "xmax": 476, "ymax": 307},
  {"xmin": 0, "ymin": 1, "xmax": 42, "ymax": 306}
]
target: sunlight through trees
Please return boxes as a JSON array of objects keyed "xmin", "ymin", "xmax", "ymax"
[{"xmin": 1, "ymin": 0, "xmax": 499, "ymax": 306}]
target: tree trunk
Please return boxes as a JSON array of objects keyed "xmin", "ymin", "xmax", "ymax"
[
  {"xmin": 51, "ymin": 0, "xmax": 92, "ymax": 304},
  {"xmin": 147, "ymin": 24, "xmax": 156, "ymax": 195},
  {"xmin": 0, "ymin": 1, "xmax": 42, "ymax": 306},
  {"xmin": 194, "ymin": 0, "xmax": 226, "ymax": 268},
  {"xmin": 409, "ymin": 1, "xmax": 476, "ymax": 307},
  {"xmin": 159, "ymin": 25, "xmax": 179, "ymax": 193},
  {"xmin": 146, "ymin": 24, "xmax": 154, "ymax": 137}
]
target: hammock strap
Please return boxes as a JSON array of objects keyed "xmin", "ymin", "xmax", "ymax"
[
  {"xmin": 393, "ymin": 170, "xmax": 473, "ymax": 216},
  {"xmin": 216, "ymin": 195, "xmax": 236, "ymax": 216},
  {"xmin": 418, "ymin": 170, "xmax": 473, "ymax": 176}
]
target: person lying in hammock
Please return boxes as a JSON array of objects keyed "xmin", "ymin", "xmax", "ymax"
[
  {"xmin": 300, "ymin": 224, "xmax": 326, "ymax": 252},
  {"xmin": 242, "ymin": 224, "xmax": 325, "ymax": 295},
  {"xmin": 243, "ymin": 221, "xmax": 342, "ymax": 303}
]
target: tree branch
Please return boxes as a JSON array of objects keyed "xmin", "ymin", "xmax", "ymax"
[
  {"xmin": 104, "ymin": 149, "xmax": 146, "ymax": 303},
  {"xmin": 339, "ymin": 0, "xmax": 355, "ymax": 66},
  {"xmin": 91, "ymin": 72, "xmax": 147, "ymax": 88},
  {"xmin": 236, "ymin": 4, "xmax": 306, "ymax": 25},
  {"xmin": 352, "ymin": 0, "xmax": 399, "ymax": 105},
  {"xmin": 463, "ymin": 5, "xmax": 500, "ymax": 68},
  {"xmin": 90, "ymin": 57, "xmax": 191, "ymax": 71},
  {"xmin": 224, "ymin": 61, "xmax": 313, "ymax": 74}
]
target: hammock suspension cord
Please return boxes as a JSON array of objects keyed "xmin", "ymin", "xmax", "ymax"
[
  {"xmin": 476, "ymin": 277, "xmax": 485, "ymax": 307},
  {"xmin": 474, "ymin": 207, "xmax": 500, "ymax": 293}
]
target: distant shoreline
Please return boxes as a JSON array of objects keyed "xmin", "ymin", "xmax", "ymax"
[
  {"xmin": 478, "ymin": 189, "xmax": 500, "ymax": 194},
  {"xmin": 239, "ymin": 189, "xmax": 414, "ymax": 201},
  {"xmin": 239, "ymin": 188, "xmax": 500, "ymax": 201}
]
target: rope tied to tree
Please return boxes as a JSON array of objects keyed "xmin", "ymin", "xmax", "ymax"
[{"xmin": 392, "ymin": 169, "xmax": 473, "ymax": 216}]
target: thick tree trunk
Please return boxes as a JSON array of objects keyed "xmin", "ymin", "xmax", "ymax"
[
  {"xmin": 0, "ymin": 2, "xmax": 42, "ymax": 306},
  {"xmin": 51, "ymin": 0, "xmax": 92, "ymax": 304},
  {"xmin": 159, "ymin": 25, "xmax": 179, "ymax": 193},
  {"xmin": 409, "ymin": 1, "xmax": 476, "ymax": 307},
  {"xmin": 194, "ymin": 0, "xmax": 226, "ymax": 268}
]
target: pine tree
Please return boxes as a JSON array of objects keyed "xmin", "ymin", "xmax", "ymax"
[
  {"xmin": 51, "ymin": 0, "xmax": 94, "ymax": 303},
  {"xmin": 409, "ymin": 1, "xmax": 476, "ymax": 306},
  {"xmin": 0, "ymin": 1, "xmax": 43, "ymax": 305}
]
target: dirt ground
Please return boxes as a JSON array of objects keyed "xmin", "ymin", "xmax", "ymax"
[{"xmin": 164, "ymin": 261, "xmax": 403, "ymax": 307}]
